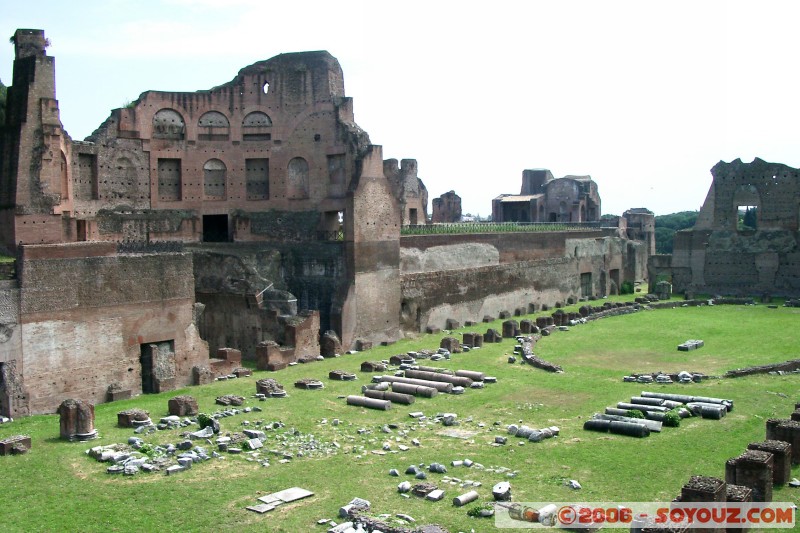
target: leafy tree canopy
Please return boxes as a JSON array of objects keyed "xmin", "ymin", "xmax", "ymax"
[
  {"xmin": 654, "ymin": 211, "xmax": 698, "ymax": 254},
  {"xmin": 0, "ymin": 78, "xmax": 6, "ymax": 126}
]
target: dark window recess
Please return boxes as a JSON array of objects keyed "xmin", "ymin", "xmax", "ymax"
[
  {"xmin": 246, "ymin": 158, "xmax": 269, "ymax": 200},
  {"xmin": 580, "ymin": 272, "xmax": 592, "ymax": 298},
  {"xmin": 203, "ymin": 214, "xmax": 230, "ymax": 242}
]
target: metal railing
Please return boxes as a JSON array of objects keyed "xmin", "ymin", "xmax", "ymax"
[
  {"xmin": 401, "ymin": 221, "xmax": 604, "ymax": 236},
  {"xmin": 316, "ymin": 229, "xmax": 344, "ymax": 241}
]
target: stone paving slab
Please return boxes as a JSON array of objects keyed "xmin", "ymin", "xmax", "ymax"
[{"xmin": 246, "ymin": 503, "xmax": 277, "ymax": 514}]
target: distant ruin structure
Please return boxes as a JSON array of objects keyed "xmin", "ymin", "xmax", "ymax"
[
  {"xmin": 492, "ymin": 169, "xmax": 601, "ymax": 223},
  {"xmin": 660, "ymin": 158, "xmax": 800, "ymax": 297},
  {"xmin": 431, "ymin": 190, "xmax": 462, "ymax": 223}
]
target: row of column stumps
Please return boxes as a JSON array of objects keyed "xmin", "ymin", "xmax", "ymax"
[{"xmin": 664, "ymin": 402, "xmax": 799, "ymax": 533}]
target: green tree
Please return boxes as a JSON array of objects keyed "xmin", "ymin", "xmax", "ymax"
[
  {"xmin": 654, "ymin": 211, "xmax": 698, "ymax": 254},
  {"xmin": 739, "ymin": 206, "xmax": 757, "ymax": 230},
  {"xmin": 0, "ymin": 78, "xmax": 7, "ymax": 126}
]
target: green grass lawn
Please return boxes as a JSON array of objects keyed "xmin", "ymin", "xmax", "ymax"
[{"xmin": 1, "ymin": 300, "xmax": 798, "ymax": 532}]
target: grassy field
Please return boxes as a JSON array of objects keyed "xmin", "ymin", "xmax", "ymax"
[{"xmin": 1, "ymin": 299, "xmax": 798, "ymax": 532}]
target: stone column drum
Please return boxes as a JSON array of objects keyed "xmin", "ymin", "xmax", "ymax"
[{"xmin": 58, "ymin": 399, "xmax": 98, "ymax": 441}]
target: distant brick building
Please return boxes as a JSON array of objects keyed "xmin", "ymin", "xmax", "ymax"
[
  {"xmin": 492, "ymin": 169, "xmax": 601, "ymax": 223},
  {"xmin": 431, "ymin": 190, "xmax": 461, "ymax": 223}
]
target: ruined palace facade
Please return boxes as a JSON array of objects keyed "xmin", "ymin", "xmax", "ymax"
[
  {"xmin": 0, "ymin": 29, "xmax": 650, "ymax": 416},
  {"xmin": 662, "ymin": 158, "xmax": 800, "ymax": 297},
  {"xmin": 492, "ymin": 169, "xmax": 601, "ymax": 223}
]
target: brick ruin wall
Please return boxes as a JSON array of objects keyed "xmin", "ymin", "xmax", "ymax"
[
  {"xmin": 14, "ymin": 244, "xmax": 208, "ymax": 414},
  {"xmin": 400, "ymin": 232, "xmax": 646, "ymax": 332},
  {"xmin": 666, "ymin": 159, "xmax": 800, "ymax": 297},
  {"xmin": 192, "ymin": 241, "xmax": 345, "ymax": 358}
]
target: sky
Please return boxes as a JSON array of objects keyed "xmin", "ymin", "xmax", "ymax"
[{"xmin": 3, "ymin": 0, "xmax": 800, "ymax": 217}]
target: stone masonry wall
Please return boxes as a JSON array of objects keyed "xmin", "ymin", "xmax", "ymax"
[
  {"xmin": 400, "ymin": 235, "xmax": 638, "ymax": 332},
  {"xmin": 17, "ymin": 244, "xmax": 208, "ymax": 414}
]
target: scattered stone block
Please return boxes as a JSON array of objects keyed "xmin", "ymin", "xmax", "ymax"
[
  {"xmin": 192, "ymin": 366, "xmax": 214, "ymax": 385},
  {"xmin": 0, "ymin": 434, "xmax": 31, "ymax": 455},
  {"xmin": 256, "ymin": 378, "xmax": 284, "ymax": 396},
  {"xmin": 217, "ymin": 347, "xmax": 241, "ymax": 363},
  {"xmin": 266, "ymin": 361, "xmax": 288, "ymax": 372},
  {"xmin": 295, "ymin": 379, "xmax": 324, "ymax": 390},
  {"xmin": 106, "ymin": 383, "xmax": 132, "ymax": 402},
  {"xmin": 216, "ymin": 394, "xmax": 244, "ymax": 406},
  {"xmin": 329, "ymin": 370, "xmax": 356, "ymax": 381},
  {"xmin": 425, "ymin": 489, "xmax": 444, "ymax": 501},
  {"xmin": 232, "ymin": 367, "xmax": 252, "ymax": 378},
  {"xmin": 498, "ymin": 311, "xmax": 511, "ymax": 319},
  {"xmin": 360, "ymin": 361, "xmax": 388, "ymax": 372},
  {"xmin": 117, "ymin": 409, "xmax": 151, "ymax": 428},
  {"xmin": 355, "ymin": 339, "xmax": 372, "ymax": 351},
  {"xmin": 320, "ymin": 330, "xmax": 342, "ymax": 358},
  {"xmin": 412, "ymin": 482, "xmax": 437, "ymax": 497},
  {"xmin": 678, "ymin": 339, "xmax": 704, "ymax": 351},
  {"xmin": 484, "ymin": 329, "xmax": 502, "ymax": 343},
  {"xmin": 492, "ymin": 481, "xmax": 511, "ymax": 501},
  {"xmin": 426, "ymin": 326, "xmax": 441, "ymax": 334},
  {"xmin": 445, "ymin": 318, "xmax": 460, "ymax": 330},
  {"xmin": 168, "ymin": 395, "xmax": 198, "ymax": 417},
  {"xmin": 482, "ymin": 315, "xmax": 495, "ymax": 323},
  {"xmin": 439, "ymin": 336, "xmax": 461, "ymax": 354}
]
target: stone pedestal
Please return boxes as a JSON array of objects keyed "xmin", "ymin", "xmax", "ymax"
[
  {"xmin": 725, "ymin": 450, "xmax": 773, "ymax": 502},
  {"xmin": 747, "ymin": 440, "xmax": 791, "ymax": 484},
  {"xmin": 501, "ymin": 320, "xmax": 519, "ymax": 338},
  {"xmin": 57, "ymin": 399, "xmax": 98, "ymax": 441},
  {"xmin": 765, "ymin": 419, "xmax": 800, "ymax": 463},
  {"xmin": 680, "ymin": 476, "xmax": 725, "ymax": 533},
  {"xmin": 462, "ymin": 332, "xmax": 483, "ymax": 348},
  {"xmin": 484, "ymin": 329, "xmax": 502, "ymax": 343}
]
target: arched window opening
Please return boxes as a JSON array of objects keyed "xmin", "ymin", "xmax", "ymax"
[
  {"xmin": 242, "ymin": 111, "xmax": 272, "ymax": 141},
  {"xmin": 286, "ymin": 157, "xmax": 309, "ymax": 199},
  {"xmin": 198, "ymin": 111, "xmax": 230, "ymax": 141},
  {"xmin": 152, "ymin": 109, "xmax": 185, "ymax": 140}
]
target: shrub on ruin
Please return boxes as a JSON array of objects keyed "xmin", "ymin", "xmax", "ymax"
[
  {"xmin": 197, "ymin": 413, "xmax": 214, "ymax": 430},
  {"xmin": 620, "ymin": 281, "xmax": 634, "ymax": 294},
  {"xmin": 663, "ymin": 409, "xmax": 681, "ymax": 427}
]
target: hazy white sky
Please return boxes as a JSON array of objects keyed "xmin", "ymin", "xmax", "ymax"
[{"xmin": 3, "ymin": 1, "xmax": 799, "ymax": 217}]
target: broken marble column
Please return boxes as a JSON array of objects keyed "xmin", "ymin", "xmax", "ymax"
[{"xmin": 58, "ymin": 399, "xmax": 98, "ymax": 441}]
